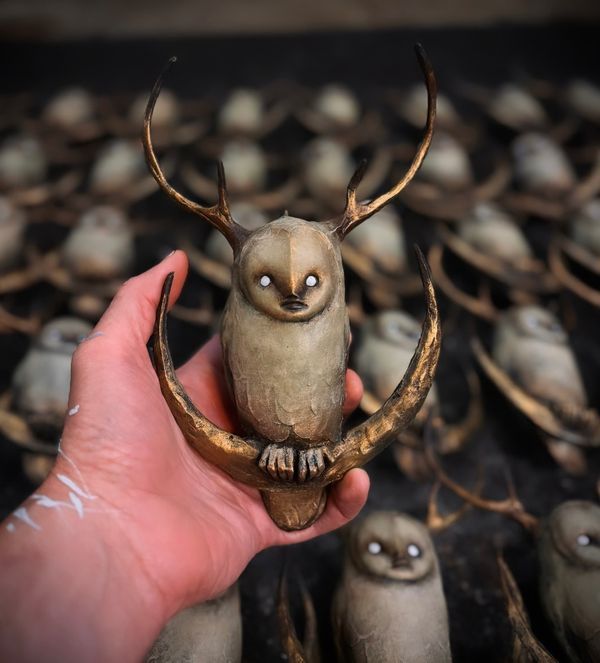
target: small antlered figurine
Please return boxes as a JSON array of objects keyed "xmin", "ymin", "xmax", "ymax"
[{"xmin": 144, "ymin": 45, "xmax": 441, "ymax": 531}]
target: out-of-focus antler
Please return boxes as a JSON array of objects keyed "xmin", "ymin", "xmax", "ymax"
[
  {"xmin": 329, "ymin": 43, "xmax": 437, "ymax": 239},
  {"xmin": 142, "ymin": 57, "xmax": 249, "ymax": 251},
  {"xmin": 425, "ymin": 421, "xmax": 539, "ymax": 535}
]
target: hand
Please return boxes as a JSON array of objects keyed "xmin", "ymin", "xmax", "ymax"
[{"xmin": 0, "ymin": 251, "xmax": 369, "ymax": 662}]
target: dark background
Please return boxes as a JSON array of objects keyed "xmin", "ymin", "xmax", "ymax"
[{"xmin": 0, "ymin": 21, "xmax": 599, "ymax": 662}]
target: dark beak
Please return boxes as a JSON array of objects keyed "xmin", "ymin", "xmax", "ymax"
[{"xmin": 281, "ymin": 296, "xmax": 307, "ymax": 312}]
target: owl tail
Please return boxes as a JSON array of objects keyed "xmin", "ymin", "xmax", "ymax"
[{"xmin": 261, "ymin": 487, "xmax": 327, "ymax": 531}]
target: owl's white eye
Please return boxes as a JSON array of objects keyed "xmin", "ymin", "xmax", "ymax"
[
  {"xmin": 577, "ymin": 534, "xmax": 591, "ymax": 546},
  {"xmin": 259, "ymin": 275, "xmax": 271, "ymax": 287},
  {"xmin": 367, "ymin": 541, "xmax": 382, "ymax": 555},
  {"xmin": 407, "ymin": 543, "xmax": 421, "ymax": 558},
  {"xmin": 305, "ymin": 274, "xmax": 318, "ymax": 287}
]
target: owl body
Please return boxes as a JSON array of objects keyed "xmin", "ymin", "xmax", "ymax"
[
  {"xmin": 456, "ymin": 203, "xmax": 532, "ymax": 264},
  {"xmin": 538, "ymin": 501, "xmax": 600, "ymax": 662},
  {"xmin": 62, "ymin": 206, "xmax": 134, "ymax": 281},
  {"xmin": 492, "ymin": 306, "xmax": 586, "ymax": 407},
  {"xmin": 147, "ymin": 584, "xmax": 242, "ymax": 663},
  {"xmin": 221, "ymin": 216, "xmax": 349, "ymax": 446},
  {"xmin": 12, "ymin": 317, "xmax": 92, "ymax": 431},
  {"xmin": 344, "ymin": 207, "xmax": 407, "ymax": 276},
  {"xmin": 354, "ymin": 311, "xmax": 438, "ymax": 414},
  {"xmin": 512, "ymin": 133, "xmax": 575, "ymax": 197},
  {"xmin": 570, "ymin": 199, "xmax": 600, "ymax": 257},
  {"xmin": 333, "ymin": 512, "xmax": 451, "ymax": 663},
  {"xmin": 0, "ymin": 197, "xmax": 26, "ymax": 272},
  {"xmin": 416, "ymin": 131, "xmax": 472, "ymax": 192}
]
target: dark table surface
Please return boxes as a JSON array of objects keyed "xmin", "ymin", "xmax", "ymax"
[{"xmin": 1, "ymin": 24, "xmax": 599, "ymax": 662}]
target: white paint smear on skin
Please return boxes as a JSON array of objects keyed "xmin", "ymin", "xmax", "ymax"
[
  {"xmin": 56, "ymin": 474, "xmax": 97, "ymax": 501},
  {"xmin": 69, "ymin": 492, "xmax": 84, "ymax": 518},
  {"xmin": 68, "ymin": 404, "xmax": 80, "ymax": 416},
  {"xmin": 6, "ymin": 523, "xmax": 15, "ymax": 533},
  {"xmin": 13, "ymin": 507, "xmax": 41, "ymax": 531}
]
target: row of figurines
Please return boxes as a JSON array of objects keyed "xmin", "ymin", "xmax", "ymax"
[
  {"xmin": 2, "ymin": 75, "xmax": 599, "ymax": 152},
  {"xmin": 0, "ymin": 109, "xmax": 596, "ymax": 217},
  {"xmin": 0, "ymin": 176, "xmax": 599, "ymax": 333},
  {"xmin": 2, "ymin": 301, "xmax": 599, "ymax": 486},
  {"xmin": 145, "ymin": 503, "xmax": 600, "ymax": 663}
]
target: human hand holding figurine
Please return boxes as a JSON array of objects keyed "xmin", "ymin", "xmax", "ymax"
[{"xmin": 0, "ymin": 250, "xmax": 369, "ymax": 663}]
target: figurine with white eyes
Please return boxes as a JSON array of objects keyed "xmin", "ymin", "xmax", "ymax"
[
  {"xmin": 0, "ymin": 132, "xmax": 80, "ymax": 207},
  {"xmin": 473, "ymin": 304, "xmax": 600, "ymax": 474},
  {"xmin": 0, "ymin": 317, "xmax": 92, "ymax": 483},
  {"xmin": 182, "ymin": 138, "xmax": 299, "ymax": 212},
  {"xmin": 399, "ymin": 131, "xmax": 509, "ymax": 221},
  {"xmin": 332, "ymin": 511, "xmax": 452, "ymax": 663},
  {"xmin": 294, "ymin": 137, "xmax": 390, "ymax": 218},
  {"xmin": 505, "ymin": 132, "xmax": 600, "ymax": 220},
  {"xmin": 549, "ymin": 199, "xmax": 600, "ymax": 309},
  {"xmin": 353, "ymin": 310, "xmax": 480, "ymax": 477},
  {"xmin": 296, "ymin": 84, "xmax": 381, "ymax": 148},
  {"xmin": 428, "ymin": 203, "xmax": 558, "ymax": 322},
  {"xmin": 565, "ymin": 79, "xmax": 600, "ymax": 124},
  {"xmin": 216, "ymin": 87, "xmax": 289, "ymax": 139},
  {"xmin": 41, "ymin": 205, "xmax": 135, "ymax": 320},
  {"xmin": 0, "ymin": 197, "xmax": 56, "ymax": 334},
  {"xmin": 84, "ymin": 138, "xmax": 161, "ymax": 204},
  {"xmin": 341, "ymin": 205, "xmax": 424, "ymax": 311},
  {"xmin": 146, "ymin": 584, "xmax": 242, "ymax": 663},
  {"xmin": 538, "ymin": 500, "xmax": 600, "ymax": 663}
]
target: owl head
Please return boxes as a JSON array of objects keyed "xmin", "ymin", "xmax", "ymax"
[
  {"xmin": 496, "ymin": 305, "xmax": 567, "ymax": 347},
  {"xmin": 347, "ymin": 511, "xmax": 437, "ymax": 581},
  {"xmin": 542, "ymin": 500, "xmax": 600, "ymax": 569},
  {"xmin": 36, "ymin": 317, "xmax": 92, "ymax": 355},
  {"xmin": 366, "ymin": 310, "xmax": 423, "ymax": 349},
  {"xmin": 236, "ymin": 216, "xmax": 340, "ymax": 322}
]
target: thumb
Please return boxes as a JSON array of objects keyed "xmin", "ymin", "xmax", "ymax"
[
  {"xmin": 66, "ymin": 251, "xmax": 188, "ymax": 419},
  {"xmin": 91, "ymin": 250, "xmax": 188, "ymax": 352}
]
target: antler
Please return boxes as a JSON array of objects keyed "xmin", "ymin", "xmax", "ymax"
[
  {"xmin": 424, "ymin": 424, "xmax": 539, "ymax": 535},
  {"xmin": 330, "ymin": 43, "xmax": 437, "ymax": 239},
  {"xmin": 142, "ymin": 57, "xmax": 248, "ymax": 251}
]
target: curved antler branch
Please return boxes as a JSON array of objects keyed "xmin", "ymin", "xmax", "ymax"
[
  {"xmin": 153, "ymin": 273, "xmax": 271, "ymax": 487},
  {"xmin": 330, "ymin": 43, "xmax": 437, "ymax": 239},
  {"xmin": 424, "ymin": 428, "xmax": 540, "ymax": 535},
  {"xmin": 143, "ymin": 57, "xmax": 248, "ymax": 251},
  {"xmin": 327, "ymin": 246, "xmax": 441, "ymax": 478}
]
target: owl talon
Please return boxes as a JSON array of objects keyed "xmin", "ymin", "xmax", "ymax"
[{"xmin": 258, "ymin": 444, "xmax": 332, "ymax": 483}]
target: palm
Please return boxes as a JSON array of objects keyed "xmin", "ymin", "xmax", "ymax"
[{"xmin": 58, "ymin": 253, "xmax": 367, "ymax": 612}]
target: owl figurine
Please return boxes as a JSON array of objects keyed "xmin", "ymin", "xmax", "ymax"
[
  {"xmin": 538, "ymin": 501, "xmax": 600, "ymax": 663},
  {"xmin": 61, "ymin": 205, "xmax": 135, "ymax": 282},
  {"xmin": 146, "ymin": 584, "xmax": 242, "ymax": 663},
  {"xmin": 492, "ymin": 305, "xmax": 586, "ymax": 410},
  {"xmin": 354, "ymin": 310, "xmax": 438, "ymax": 423},
  {"xmin": 332, "ymin": 511, "xmax": 452, "ymax": 662},
  {"xmin": 12, "ymin": 317, "xmax": 92, "ymax": 433},
  {"xmin": 491, "ymin": 305, "xmax": 590, "ymax": 472}
]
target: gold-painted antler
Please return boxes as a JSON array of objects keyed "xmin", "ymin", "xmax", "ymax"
[
  {"xmin": 330, "ymin": 43, "xmax": 437, "ymax": 239},
  {"xmin": 142, "ymin": 57, "xmax": 248, "ymax": 251}
]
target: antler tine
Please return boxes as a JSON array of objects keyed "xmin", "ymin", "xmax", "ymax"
[
  {"xmin": 142, "ymin": 57, "xmax": 247, "ymax": 250},
  {"xmin": 332, "ymin": 43, "xmax": 437, "ymax": 239},
  {"xmin": 424, "ymin": 422, "xmax": 540, "ymax": 535}
]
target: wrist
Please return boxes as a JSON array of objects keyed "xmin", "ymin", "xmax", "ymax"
[{"xmin": 0, "ymin": 464, "xmax": 168, "ymax": 662}]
